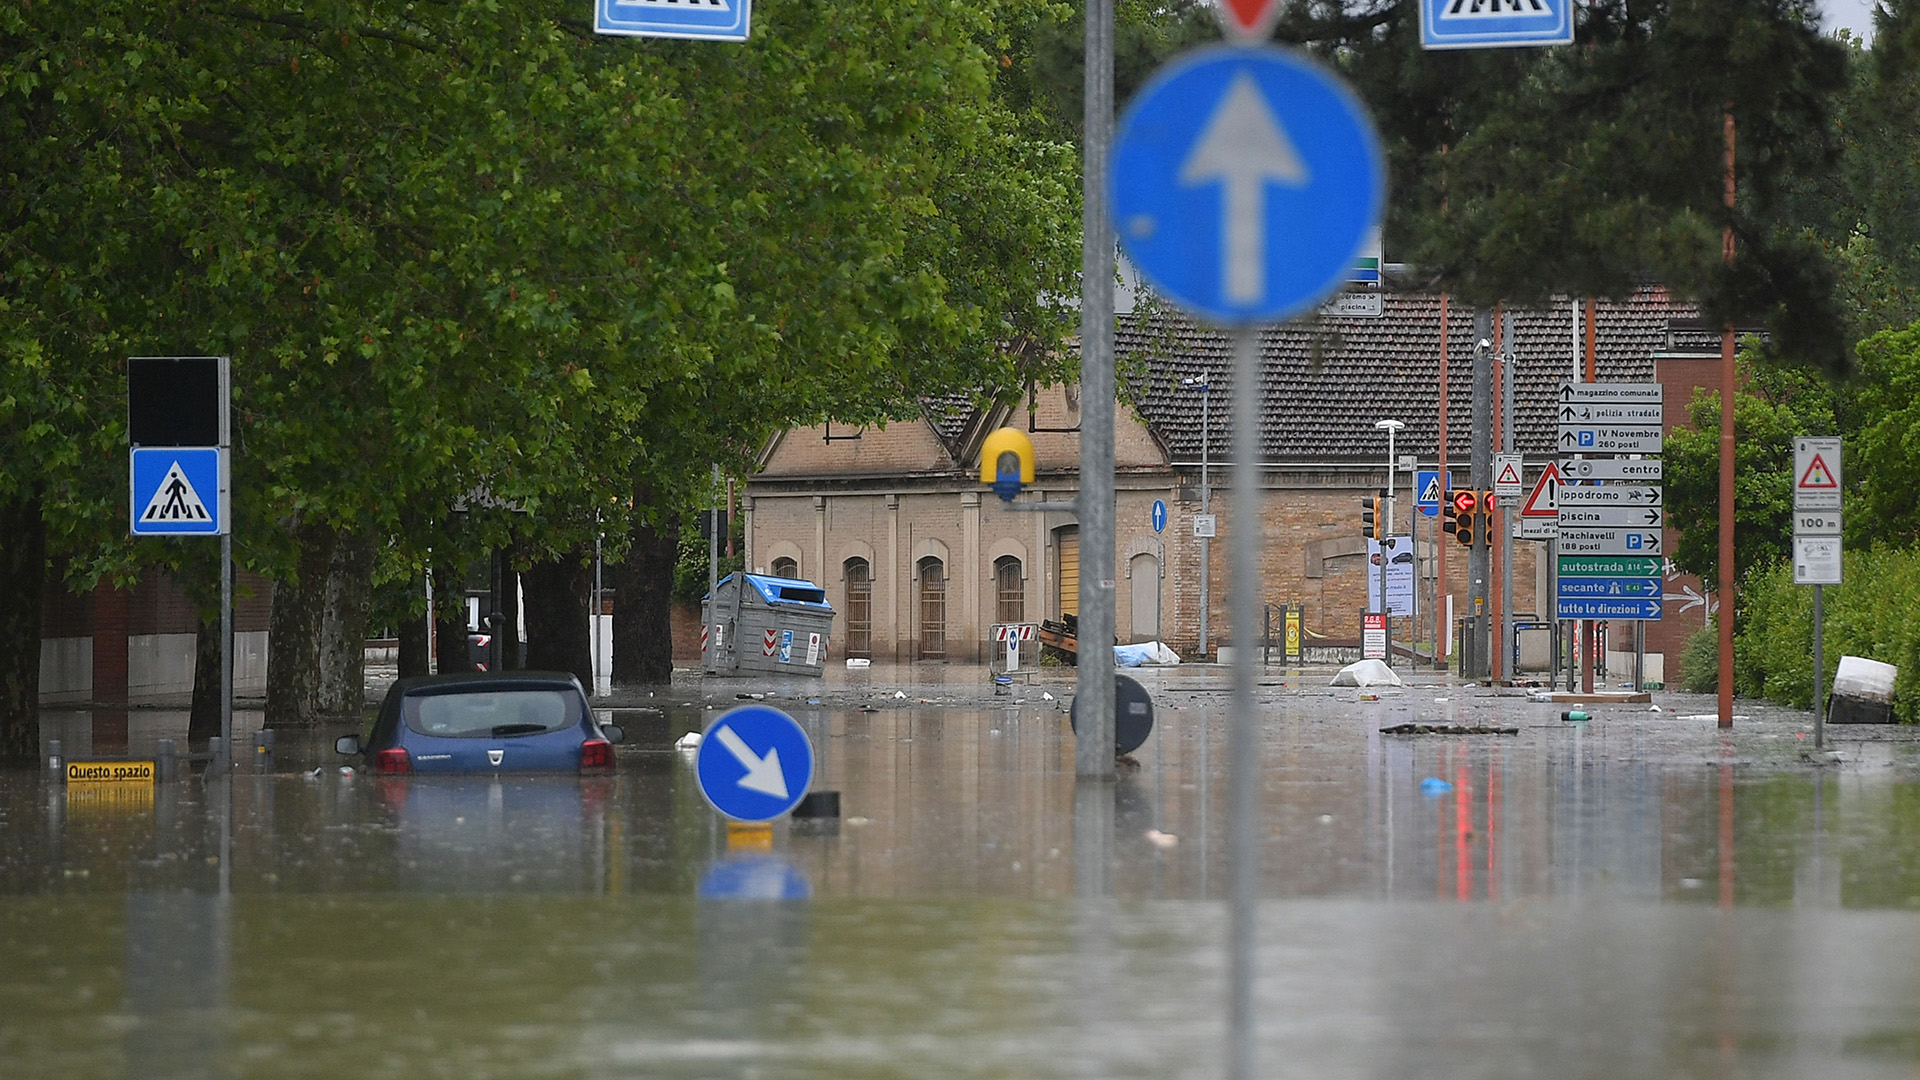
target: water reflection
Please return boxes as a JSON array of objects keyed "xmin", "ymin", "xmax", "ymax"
[{"xmin": 10, "ymin": 702, "xmax": 1920, "ymax": 1075}]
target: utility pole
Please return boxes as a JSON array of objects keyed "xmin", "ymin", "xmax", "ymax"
[
  {"xmin": 1074, "ymin": 0, "xmax": 1116, "ymax": 779},
  {"xmin": 1468, "ymin": 309, "xmax": 1493, "ymax": 679}
]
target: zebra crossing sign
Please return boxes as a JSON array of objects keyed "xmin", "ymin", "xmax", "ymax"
[
  {"xmin": 1421, "ymin": 0, "xmax": 1573, "ymax": 50},
  {"xmin": 595, "ymin": 0, "xmax": 750, "ymax": 42},
  {"xmin": 130, "ymin": 448, "xmax": 226, "ymax": 535}
]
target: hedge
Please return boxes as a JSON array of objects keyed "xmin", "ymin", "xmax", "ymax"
[{"xmin": 1734, "ymin": 544, "xmax": 1920, "ymax": 722}]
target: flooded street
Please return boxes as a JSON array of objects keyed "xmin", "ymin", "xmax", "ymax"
[{"xmin": 8, "ymin": 664, "xmax": 1920, "ymax": 1077}]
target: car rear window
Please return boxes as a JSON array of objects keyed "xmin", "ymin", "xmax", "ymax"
[{"xmin": 402, "ymin": 688, "xmax": 580, "ymax": 739}]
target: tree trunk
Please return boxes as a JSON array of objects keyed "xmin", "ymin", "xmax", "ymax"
[
  {"xmin": 267, "ymin": 520, "xmax": 377, "ymax": 726},
  {"xmin": 613, "ymin": 512, "xmax": 678, "ymax": 685},
  {"xmin": 0, "ymin": 490, "xmax": 45, "ymax": 762},
  {"xmin": 189, "ymin": 615, "xmax": 221, "ymax": 746},
  {"xmin": 523, "ymin": 548, "xmax": 593, "ymax": 686},
  {"xmin": 397, "ymin": 577, "xmax": 430, "ymax": 677},
  {"xmin": 435, "ymin": 557, "xmax": 470, "ymax": 674}
]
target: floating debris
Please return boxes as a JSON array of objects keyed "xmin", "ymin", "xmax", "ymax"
[{"xmin": 1382, "ymin": 723, "xmax": 1519, "ymax": 736}]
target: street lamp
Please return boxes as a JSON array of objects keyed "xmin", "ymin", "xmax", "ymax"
[
  {"xmin": 1184, "ymin": 377, "xmax": 1211, "ymax": 657},
  {"xmin": 1374, "ymin": 419, "xmax": 1404, "ymax": 666}
]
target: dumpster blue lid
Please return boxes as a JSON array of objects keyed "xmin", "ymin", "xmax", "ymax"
[{"xmin": 711, "ymin": 573, "xmax": 835, "ymax": 612}]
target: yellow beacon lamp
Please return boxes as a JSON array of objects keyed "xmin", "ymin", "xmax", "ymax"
[{"xmin": 980, "ymin": 427, "xmax": 1035, "ymax": 502}]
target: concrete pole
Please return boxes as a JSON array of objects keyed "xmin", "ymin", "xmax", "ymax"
[
  {"xmin": 1074, "ymin": 0, "xmax": 1116, "ymax": 780},
  {"xmin": 1468, "ymin": 310, "xmax": 1493, "ymax": 678}
]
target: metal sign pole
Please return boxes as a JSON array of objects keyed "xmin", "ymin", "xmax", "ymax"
[
  {"xmin": 1814, "ymin": 584, "xmax": 1825, "ymax": 749},
  {"xmin": 1227, "ymin": 325, "xmax": 1261, "ymax": 1080}
]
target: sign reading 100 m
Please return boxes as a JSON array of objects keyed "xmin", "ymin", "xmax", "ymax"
[{"xmin": 1112, "ymin": 45, "xmax": 1385, "ymax": 326}]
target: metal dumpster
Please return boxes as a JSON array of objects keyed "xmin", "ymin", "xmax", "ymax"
[{"xmin": 702, "ymin": 573, "xmax": 836, "ymax": 677}]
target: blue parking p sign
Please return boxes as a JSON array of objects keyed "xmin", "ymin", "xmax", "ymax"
[{"xmin": 130, "ymin": 448, "xmax": 226, "ymax": 535}]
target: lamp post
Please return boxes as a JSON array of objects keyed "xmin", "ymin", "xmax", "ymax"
[
  {"xmin": 1184, "ymin": 377, "xmax": 1211, "ymax": 658},
  {"xmin": 1375, "ymin": 419, "xmax": 1404, "ymax": 666}
]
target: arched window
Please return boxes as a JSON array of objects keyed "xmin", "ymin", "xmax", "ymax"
[
  {"xmin": 995, "ymin": 556, "xmax": 1025, "ymax": 626},
  {"xmin": 770, "ymin": 556, "xmax": 798, "ymax": 579},
  {"xmin": 917, "ymin": 556, "xmax": 946, "ymax": 659},
  {"xmin": 843, "ymin": 558, "xmax": 872, "ymax": 659}
]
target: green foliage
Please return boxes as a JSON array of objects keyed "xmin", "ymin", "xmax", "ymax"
[
  {"xmin": 1839, "ymin": 321, "xmax": 1920, "ymax": 542},
  {"xmin": 1679, "ymin": 624, "xmax": 1720, "ymax": 693},
  {"xmin": 1663, "ymin": 353, "xmax": 1837, "ymax": 584},
  {"xmin": 673, "ymin": 521, "xmax": 744, "ymax": 608},
  {"xmin": 1734, "ymin": 545, "xmax": 1920, "ymax": 721},
  {"xmin": 1273, "ymin": 0, "xmax": 1852, "ymax": 371},
  {"xmin": 2, "ymin": 0, "xmax": 1083, "ymax": 598}
]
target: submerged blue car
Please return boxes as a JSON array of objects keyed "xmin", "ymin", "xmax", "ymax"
[{"xmin": 335, "ymin": 672, "xmax": 624, "ymax": 775}]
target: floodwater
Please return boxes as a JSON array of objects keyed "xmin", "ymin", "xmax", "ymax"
[{"xmin": 8, "ymin": 669, "xmax": 1920, "ymax": 1078}]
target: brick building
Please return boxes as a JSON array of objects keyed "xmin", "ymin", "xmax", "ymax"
[{"xmin": 744, "ymin": 287, "xmax": 1724, "ymax": 676}]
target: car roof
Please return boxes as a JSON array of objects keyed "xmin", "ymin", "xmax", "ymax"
[{"xmin": 389, "ymin": 671, "xmax": 585, "ymax": 695}]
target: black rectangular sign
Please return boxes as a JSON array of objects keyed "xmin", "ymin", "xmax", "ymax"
[{"xmin": 128, "ymin": 356, "xmax": 226, "ymax": 447}]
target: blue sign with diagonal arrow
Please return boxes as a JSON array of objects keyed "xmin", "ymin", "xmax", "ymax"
[
  {"xmin": 1112, "ymin": 45, "xmax": 1384, "ymax": 325},
  {"xmin": 694, "ymin": 705, "xmax": 814, "ymax": 822}
]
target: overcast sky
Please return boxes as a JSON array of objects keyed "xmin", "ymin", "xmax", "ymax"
[{"xmin": 1821, "ymin": 0, "xmax": 1879, "ymax": 41}]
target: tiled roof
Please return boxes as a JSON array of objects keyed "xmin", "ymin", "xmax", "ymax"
[
  {"xmin": 918, "ymin": 393, "xmax": 976, "ymax": 449},
  {"xmin": 1118, "ymin": 287, "xmax": 1703, "ymax": 464}
]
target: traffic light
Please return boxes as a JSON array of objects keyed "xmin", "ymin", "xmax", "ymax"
[
  {"xmin": 1441, "ymin": 486, "xmax": 1460, "ymax": 537},
  {"xmin": 1361, "ymin": 493, "xmax": 1379, "ymax": 539},
  {"xmin": 1450, "ymin": 489, "xmax": 1479, "ymax": 547},
  {"xmin": 979, "ymin": 427, "xmax": 1036, "ymax": 501}
]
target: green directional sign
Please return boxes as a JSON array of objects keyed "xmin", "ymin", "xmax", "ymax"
[{"xmin": 1558, "ymin": 555, "xmax": 1662, "ymax": 577}]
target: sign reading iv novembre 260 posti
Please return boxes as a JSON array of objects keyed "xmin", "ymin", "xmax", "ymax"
[
  {"xmin": 1420, "ymin": 0, "xmax": 1574, "ymax": 51},
  {"xmin": 1112, "ymin": 46, "xmax": 1384, "ymax": 326}
]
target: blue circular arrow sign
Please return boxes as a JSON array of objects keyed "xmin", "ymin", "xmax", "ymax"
[
  {"xmin": 695, "ymin": 705, "xmax": 815, "ymax": 822},
  {"xmin": 1152, "ymin": 499, "xmax": 1168, "ymax": 533},
  {"xmin": 1113, "ymin": 46, "xmax": 1385, "ymax": 325}
]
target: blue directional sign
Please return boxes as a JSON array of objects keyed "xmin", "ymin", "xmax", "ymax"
[
  {"xmin": 1559, "ymin": 577, "xmax": 1663, "ymax": 600},
  {"xmin": 1416, "ymin": 470, "xmax": 1453, "ymax": 516},
  {"xmin": 1152, "ymin": 499, "xmax": 1168, "ymax": 533},
  {"xmin": 130, "ymin": 448, "xmax": 225, "ymax": 536},
  {"xmin": 595, "ymin": 0, "xmax": 750, "ymax": 42},
  {"xmin": 1555, "ymin": 596, "xmax": 1662, "ymax": 621},
  {"xmin": 1420, "ymin": 0, "xmax": 1574, "ymax": 51},
  {"xmin": 695, "ymin": 705, "xmax": 814, "ymax": 822},
  {"xmin": 1113, "ymin": 46, "xmax": 1384, "ymax": 325}
]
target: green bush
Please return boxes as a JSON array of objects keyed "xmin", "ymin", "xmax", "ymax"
[
  {"xmin": 1734, "ymin": 545, "xmax": 1920, "ymax": 721},
  {"xmin": 1679, "ymin": 624, "xmax": 1719, "ymax": 693}
]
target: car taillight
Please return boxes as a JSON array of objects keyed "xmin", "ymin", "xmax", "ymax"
[
  {"xmin": 580, "ymin": 739, "xmax": 613, "ymax": 772},
  {"xmin": 374, "ymin": 747, "xmax": 412, "ymax": 774}
]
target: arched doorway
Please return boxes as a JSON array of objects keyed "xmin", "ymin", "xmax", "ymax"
[
  {"xmin": 917, "ymin": 557, "xmax": 946, "ymax": 659},
  {"xmin": 843, "ymin": 558, "xmax": 872, "ymax": 658},
  {"xmin": 1129, "ymin": 552, "xmax": 1159, "ymax": 642}
]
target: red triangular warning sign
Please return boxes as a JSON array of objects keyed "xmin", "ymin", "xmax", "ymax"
[
  {"xmin": 1213, "ymin": 0, "xmax": 1282, "ymax": 41},
  {"xmin": 1798, "ymin": 453, "xmax": 1838, "ymax": 489},
  {"xmin": 1496, "ymin": 460, "xmax": 1522, "ymax": 487},
  {"xmin": 1521, "ymin": 463, "xmax": 1561, "ymax": 518}
]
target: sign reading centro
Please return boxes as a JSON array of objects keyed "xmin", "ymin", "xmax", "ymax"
[{"xmin": 67, "ymin": 760, "xmax": 156, "ymax": 784}]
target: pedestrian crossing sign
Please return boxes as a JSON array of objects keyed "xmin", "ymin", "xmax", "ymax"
[{"xmin": 130, "ymin": 448, "xmax": 226, "ymax": 535}]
